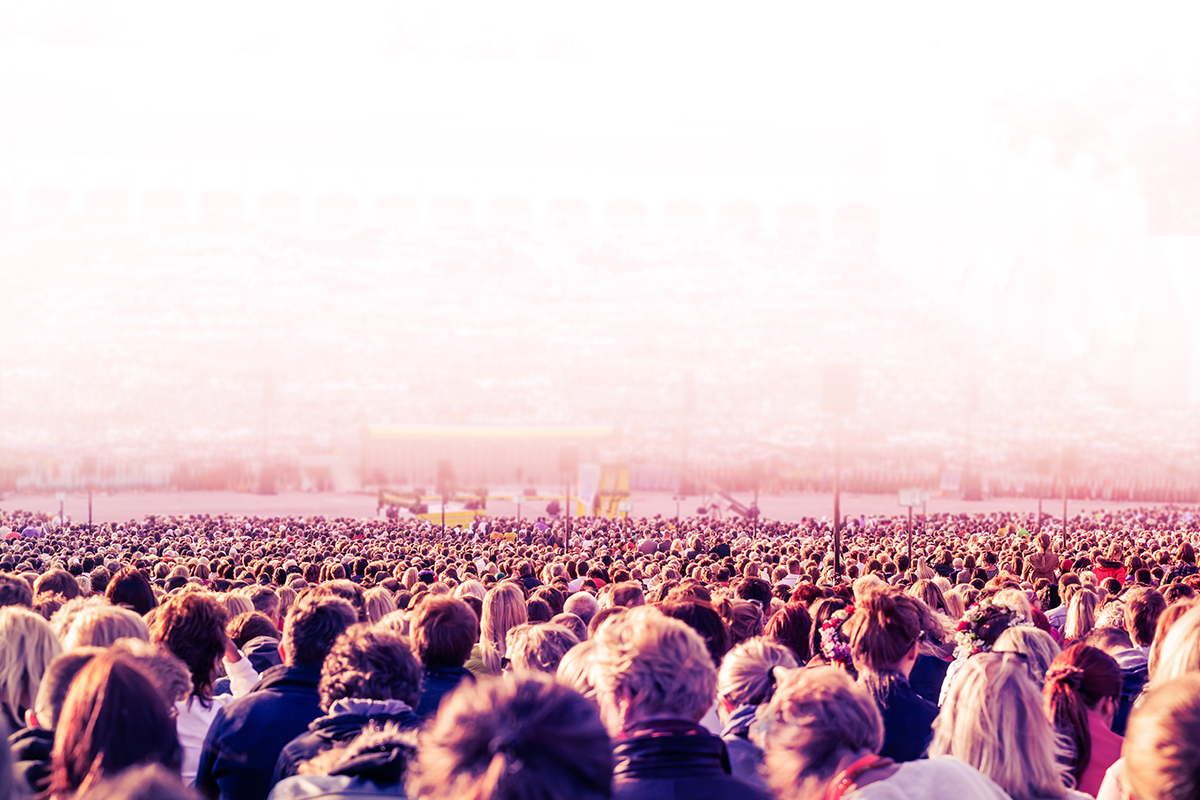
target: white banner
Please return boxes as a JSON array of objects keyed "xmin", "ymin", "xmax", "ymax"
[{"xmin": 577, "ymin": 463, "xmax": 602, "ymax": 516}]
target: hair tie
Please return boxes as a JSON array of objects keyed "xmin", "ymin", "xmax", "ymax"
[{"xmin": 1046, "ymin": 664, "xmax": 1085, "ymax": 690}]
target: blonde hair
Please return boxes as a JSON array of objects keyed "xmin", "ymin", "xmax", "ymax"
[
  {"xmin": 363, "ymin": 587, "xmax": 396, "ymax": 624},
  {"xmin": 0, "ymin": 606, "xmax": 63, "ymax": 724},
  {"xmin": 505, "ymin": 623, "xmax": 579, "ymax": 674},
  {"xmin": 556, "ymin": 639, "xmax": 598, "ymax": 704},
  {"xmin": 1123, "ymin": 672, "xmax": 1200, "ymax": 800},
  {"xmin": 1150, "ymin": 603, "xmax": 1200, "ymax": 690},
  {"xmin": 993, "ymin": 626, "xmax": 1061, "ymax": 686},
  {"xmin": 402, "ymin": 567, "xmax": 419, "ymax": 590},
  {"xmin": 943, "ymin": 586, "xmax": 967, "ymax": 620},
  {"xmin": 454, "ymin": 580, "xmax": 487, "ymax": 602},
  {"xmin": 930, "ymin": 652, "xmax": 1072, "ymax": 800},
  {"xmin": 62, "ymin": 605, "xmax": 150, "ymax": 650},
  {"xmin": 758, "ymin": 666, "xmax": 883, "ymax": 800},
  {"xmin": 591, "ymin": 606, "xmax": 716, "ymax": 733},
  {"xmin": 220, "ymin": 593, "xmax": 254, "ymax": 619},
  {"xmin": 992, "ymin": 588, "xmax": 1033, "ymax": 621},
  {"xmin": 1062, "ymin": 590, "xmax": 1097, "ymax": 643},
  {"xmin": 479, "ymin": 582, "xmax": 528, "ymax": 675},
  {"xmin": 717, "ymin": 637, "xmax": 797, "ymax": 708}
]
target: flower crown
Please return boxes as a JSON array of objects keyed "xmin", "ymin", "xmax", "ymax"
[
  {"xmin": 954, "ymin": 599, "xmax": 1030, "ymax": 657},
  {"xmin": 820, "ymin": 604, "xmax": 855, "ymax": 665}
]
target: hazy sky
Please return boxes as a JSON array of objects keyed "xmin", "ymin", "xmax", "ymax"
[{"xmin": 2, "ymin": 1, "xmax": 1197, "ymax": 159}]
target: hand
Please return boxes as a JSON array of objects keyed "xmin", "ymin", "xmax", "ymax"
[{"xmin": 223, "ymin": 637, "xmax": 242, "ymax": 664}]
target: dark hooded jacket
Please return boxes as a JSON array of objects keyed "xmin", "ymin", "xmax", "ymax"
[
  {"xmin": 612, "ymin": 719, "xmax": 770, "ymax": 800},
  {"xmin": 8, "ymin": 725, "xmax": 55, "ymax": 796},
  {"xmin": 273, "ymin": 698, "xmax": 421, "ymax": 786},
  {"xmin": 267, "ymin": 724, "xmax": 417, "ymax": 800}
]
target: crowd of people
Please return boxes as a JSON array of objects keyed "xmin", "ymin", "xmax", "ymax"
[{"xmin": 1, "ymin": 502, "xmax": 1200, "ymax": 799}]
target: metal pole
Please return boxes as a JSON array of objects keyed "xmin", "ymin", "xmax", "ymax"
[
  {"xmin": 88, "ymin": 488, "xmax": 93, "ymax": 533},
  {"xmin": 833, "ymin": 415, "xmax": 842, "ymax": 578},
  {"xmin": 441, "ymin": 494, "xmax": 446, "ymax": 535},
  {"xmin": 1037, "ymin": 494, "xmax": 1043, "ymax": 534},
  {"xmin": 1062, "ymin": 480, "xmax": 1068, "ymax": 552},
  {"xmin": 907, "ymin": 505, "xmax": 913, "ymax": 563},
  {"xmin": 565, "ymin": 481, "xmax": 571, "ymax": 550}
]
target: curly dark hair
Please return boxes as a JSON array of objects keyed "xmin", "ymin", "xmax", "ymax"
[
  {"xmin": 318, "ymin": 624, "xmax": 422, "ymax": 712},
  {"xmin": 151, "ymin": 592, "xmax": 228, "ymax": 704}
]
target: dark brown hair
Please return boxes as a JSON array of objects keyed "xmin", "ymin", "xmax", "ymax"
[
  {"xmin": 319, "ymin": 624, "xmax": 422, "ymax": 712},
  {"xmin": 1044, "ymin": 643, "xmax": 1122, "ymax": 786},
  {"xmin": 49, "ymin": 652, "xmax": 181, "ymax": 796},
  {"xmin": 151, "ymin": 592, "xmax": 228, "ymax": 703},
  {"xmin": 412, "ymin": 597, "xmax": 477, "ymax": 668}
]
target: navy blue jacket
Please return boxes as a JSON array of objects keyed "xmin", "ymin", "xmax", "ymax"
[
  {"xmin": 873, "ymin": 673, "xmax": 939, "ymax": 763},
  {"xmin": 273, "ymin": 699, "xmax": 422, "ymax": 786},
  {"xmin": 196, "ymin": 663, "xmax": 324, "ymax": 800},
  {"xmin": 612, "ymin": 720, "xmax": 771, "ymax": 800},
  {"xmin": 415, "ymin": 665, "xmax": 474, "ymax": 719}
]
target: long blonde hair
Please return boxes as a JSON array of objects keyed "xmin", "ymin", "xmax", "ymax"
[
  {"xmin": 1150, "ymin": 602, "xmax": 1200, "ymax": 690},
  {"xmin": 1062, "ymin": 589, "xmax": 1097, "ymax": 643},
  {"xmin": 479, "ymin": 582, "xmax": 528, "ymax": 675},
  {"xmin": 931, "ymin": 652, "xmax": 1072, "ymax": 800},
  {"xmin": 0, "ymin": 606, "xmax": 63, "ymax": 724}
]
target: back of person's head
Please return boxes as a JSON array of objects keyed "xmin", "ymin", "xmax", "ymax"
[
  {"xmin": 736, "ymin": 576, "xmax": 773, "ymax": 609},
  {"xmin": 563, "ymin": 592, "xmax": 598, "ymax": 627},
  {"xmin": 35, "ymin": 569, "xmax": 81, "ymax": 601},
  {"xmin": 245, "ymin": 585, "xmax": 280, "ymax": 621},
  {"xmin": 363, "ymin": 587, "xmax": 397, "ymax": 624},
  {"xmin": 409, "ymin": 672, "xmax": 612, "ymax": 800},
  {"xmin": 479, "ymin": 583, "xmax": 528, "ymax": 674},
  {"xmin": 758, "ymin": 666, "xmax": 883, "ymax": 800},
  {"xmin": 549, "ymin": 613, "xmax": 587, "ymax": 643},
  {"xmin": 556, "ymin": 639, "xmax": 598, "ymax": 705},
  {"xmin": 106, "ymin": 568, "xmax": 157, "ymax": 616},
  {"xmin": 1123, "ymin": 672, "xmax": 1200, "ymax": 800},
  {"xmin": 717, "ymin": 637, "xmax": 797, "ymax": 709},
  {"xmin": 63, "ymin": 604, "xmax": 150, "ymax": 650},
  {"xmin": 931, "ymin": 651, "xmax": 1071, "ymax": 800},
  {"xmin": 319, "ymin": 623, "xmax": 422, "ymax": 712},
  {"xmin": 108, "ymin": 639, "xmax": 194, "ymax": 706},
  {"xmin": 0, "ymin": 605, "xmax": 63, "ymax": 725},
  {"xmin": 1081, "ymin": 626, "xmax": 1134, "ymax": 653},
  {"xmin": 32, "ymin": 648, "xmax": 103, "ymax": 730},
  {"xmin": 315, "ymin": 580, "xmax": 366, "ymax": 621},
  {"xmin": 764, "ymin": 603, "xmax": 813, "ymax": 664},
  {"xmin": 720, "ymin": 599, "xmax": 764, "ymax": 646},
  {"xmin": 846, "ymin": 587, "xmax": 921, "ymax": 678},
  {"xmin": 906, "ymin": 579, "xmax": 949, "ymax": 616},
  {"xmin": 283, "ymin": 594, "xmax": 357, "ymax": 667},
  {"xmin": 1125, "ymin": 587, "xmax": 1167, "ymax": 647},
  {"xmin": 0, "ymin": 574, "xmax": 33, "ymax": 608},
  {"xmin": 608, "ymin": 582, "xmax": 645, "ymax": 609},
  {"xmin": 1043, "ymin": 643, "xmax": 1122, "ymax": 787},
  {"xmin": 1151, "ymin": 602, "xmax": 1200, "ymax": 690},
  {"xmin": 591, "ymin": 606, "xmax": 715, "ymax": 733},
  {"xmin": 74, "ymin": 763, "xmax": 199, "ymax": 800},
  {"xmin": 505, "ymin": 623, "xmax": 579, "ymax": 674},
  {"xmin": 50, "ymin": 652, "xmax": 181, "ymax": 797},
  {"xmin": 993, "ymin": 626, "xmax": 1062, "ymax": 686},
  {"xmin": 226, "ymin": 611, "xmax": 280, "ymax": 649},
  {"xmin": 412, "ymin": 597, "xmax": 477, "ymax": 669},
  {"xmin": 656, "ymin": 598, "xmax": 731, "ymax": 668},
  {"xmin": 150, "ymin": 592, "xmax": 227, "ymax": 701}
]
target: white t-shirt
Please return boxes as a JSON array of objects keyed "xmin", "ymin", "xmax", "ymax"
[{"xmin": 175, "ymin": 654, "xmax": 260, "ymax": 787}]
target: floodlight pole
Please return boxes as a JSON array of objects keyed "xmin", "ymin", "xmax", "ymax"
[
  {"xmin": 907, "ymin": 505, "xmax": 914, "ymax": 563},
  {"xmin": 833, "ymin": 415, "xmax": 842, "ymax": 579}
]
